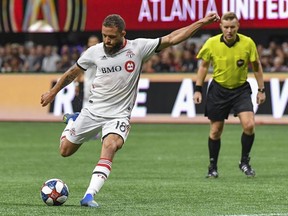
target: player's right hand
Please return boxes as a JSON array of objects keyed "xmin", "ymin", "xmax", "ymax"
[
  {"xmin": 193, "ymin": 92, "xmax": 202, "ymax": 104},
  {"xmin": 41, "ymin": 91, "xmax": 55, "ymax": 107}
]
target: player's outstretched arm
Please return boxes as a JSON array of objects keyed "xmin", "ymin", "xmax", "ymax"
[
  {"xmin": 157, "ymin": 12, "xmax": 220, "ymax": 51},
  {"xmin": 41, "ymin": 64, "xmax": 83, "ymax": 107}
]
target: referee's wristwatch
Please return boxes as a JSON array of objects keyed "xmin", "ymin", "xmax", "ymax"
[{"xmin": 258, "ymin": 88, "xmax": 265, "ymax": 93}]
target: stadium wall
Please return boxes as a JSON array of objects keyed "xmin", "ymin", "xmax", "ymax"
[{"xmin": 0, "ymin": 73, "xmax": 287, "ymax": 124}]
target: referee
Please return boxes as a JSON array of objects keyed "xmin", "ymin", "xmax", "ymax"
[{"xmin": 193, "ymin": 12, "xmax": 266, "ymax": 178}]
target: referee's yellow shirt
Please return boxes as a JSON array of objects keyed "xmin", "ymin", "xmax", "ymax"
[{"xmin": 197, "ymin": 34, "xmax": 259, "ymax": 89}]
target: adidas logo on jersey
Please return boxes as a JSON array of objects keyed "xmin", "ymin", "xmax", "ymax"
[{"xmin": 101, "ymin": 55, "xmax": 107, "ymax": 60}]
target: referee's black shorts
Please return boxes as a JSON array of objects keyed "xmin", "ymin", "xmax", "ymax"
[{"xmin": 205, "ymin": 80, "xmax": 253, "ymax": 121}]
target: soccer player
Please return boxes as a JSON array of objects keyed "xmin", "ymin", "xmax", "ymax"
[
  {"xmin": 193, "ymin": 12, "xmax": 266, "ymax": 178},
  {"xmin": 41, "ymin": 12, "xmax": 220, "ymax": 207}
]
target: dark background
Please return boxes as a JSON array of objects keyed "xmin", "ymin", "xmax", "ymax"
[
  {"xmin": 48, "ymin": 80, "xmax": 287, "ymax": 116},
  {"xmin": 1, "ymin": 28, "xmax": 288, "ymax": 47}
]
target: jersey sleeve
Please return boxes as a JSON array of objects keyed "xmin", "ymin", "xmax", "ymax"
[
  {"xmin": 248, "ymin": 38, "xmax": 259, "ymax": 62},
  {"xmin": 136, "ymin": 38, "xmax": 161, "ymax": 62},
  {"xmin": 196, "ymin": 39, "xmax": 212, "ymax": 62},
  {"xmin": 77, "ymin": 46, "xmax": 96, "ymax": 71}
]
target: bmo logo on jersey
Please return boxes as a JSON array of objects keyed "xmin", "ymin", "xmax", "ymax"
[
  {"xmin": 101, "ymin": 66, "xmax": 122, "ymax": 73},
  {"xmin": 125, "ymin": 61, "xmax": 135, "ymax": 73}
]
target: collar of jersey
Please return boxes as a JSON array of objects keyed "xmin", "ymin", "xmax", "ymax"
[{"xmin": 220, "ymin": 34, "xmax": 240, "ymax": 48}]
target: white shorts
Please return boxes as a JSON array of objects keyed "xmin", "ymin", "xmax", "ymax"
[{"xmin": 66, "ymin": 108, "xmax": 131, "ymax": 144}]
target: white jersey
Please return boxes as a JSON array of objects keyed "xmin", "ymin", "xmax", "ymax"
[
  {"xmin": 83, "ymin": 65, "xmax": 96, "ymax": 108},
  {"xmin": 77, "ymin": 38, "xmax": 160, "ymax": 118}
]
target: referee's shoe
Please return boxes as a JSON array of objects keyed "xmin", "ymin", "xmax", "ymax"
[
  {"xmin": 239, "ymin": 157, "xmax": 255, "ymax": 177},
  {"xmin": 206, "ymin": 165, "xmax": 218, "ymax": 178}
]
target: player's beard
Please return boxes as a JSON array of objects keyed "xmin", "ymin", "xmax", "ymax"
[{"xmin": 103, "ymin": 40, "xmax": 123, "ymax": 55}]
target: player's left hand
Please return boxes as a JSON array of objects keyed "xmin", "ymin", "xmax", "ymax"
[
  {"xmin": 203, "ymin": 12, "xmax": 220, "ymax": 25},
  {"xmin": 257, "ymin": 92, "xmax": 266, "ymax": 105}
]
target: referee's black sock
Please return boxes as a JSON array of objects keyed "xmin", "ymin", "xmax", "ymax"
[
  {"xmin": 208, "ymin": 137, "xmax": 221, "ymax": 167},
  {"xmin": 241, "ymin": 132, "xmax": 255, "ymax": 160}
]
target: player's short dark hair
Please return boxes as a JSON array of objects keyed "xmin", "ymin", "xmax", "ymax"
[
  {"xmin": 103, "ymin": 14, "xmax": 126, "ymax": 32},
  {"xmin": 221, "ymin": 12, "xmax": 238, "ymax": 22}
]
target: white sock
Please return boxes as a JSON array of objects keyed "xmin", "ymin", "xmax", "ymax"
[{"xmin": 84, "ymin": 158, "xmax": 112, "ymax": 197}]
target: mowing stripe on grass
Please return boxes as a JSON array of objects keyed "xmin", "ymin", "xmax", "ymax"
[{"xmin": 224, "ymin": 213, "xmax": 288, "ymax": 216}]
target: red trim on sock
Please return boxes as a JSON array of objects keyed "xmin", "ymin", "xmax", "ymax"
[
  {"xmin": 61, "ymin": 136, "xmax": 66, "ymax": 140},
  {"xmin": 97, "ymin": 163, "xmax": 112, "ymax": 171}
]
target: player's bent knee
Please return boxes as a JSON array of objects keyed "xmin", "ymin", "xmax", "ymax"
[
  {"xmin": 103, "ymin": 141, "xmax": 122, "ymax": 152},
  {"xmin": 243, "ymin": 121, "xmax": 255, "ymax": 134},
  {"xmin": 60, "ymin": 148, "xmax": 71, "ymax": 157},
  {"xmin": 244, "ymin": 125, "xmax": 255, "ymax": 135},
  {"xmin": 103, "ymin": 139, "xmax": 124, "ymax": 153},
  {"xmin": 59, "ymin": 139, "xmax": 80, "ymax": 157},
  {"xmin": 210, "ymin": 129, "xmax": 222, "ymax": 140},
  {"xmin": 103, "ymin": 134, "xmax": 124, "ymax": 151}
]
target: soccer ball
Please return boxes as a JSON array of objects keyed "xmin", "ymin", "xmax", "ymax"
[{"xmin": 40, "ymin": 178, "xmax": 69, "ymax": 206}]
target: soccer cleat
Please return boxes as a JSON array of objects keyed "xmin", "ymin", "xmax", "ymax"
[
  {"xmin": 206, "ymin": 165, "xmax": 218, "ymax": 178},
  {"xmin": 239, "ymin": 157, "xmax": 255, "ymax": 177},
  {"xmin": 63, "ymin": 112, "xmax": 80, "ymax": 124},
  {"xmin": 80, "ymin": 194, "xmax": 100, "ymax": 208}
]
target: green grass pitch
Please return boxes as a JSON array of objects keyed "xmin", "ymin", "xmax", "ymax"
[{"xmin": 0, "ymin": 122, "xmax": 287, "ymax": 216}]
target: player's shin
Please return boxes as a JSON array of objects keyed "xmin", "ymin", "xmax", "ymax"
[
  {"xmin": 241, "ymin": 132, "xmax": 255, "ymax": 159},
  {"xmin": 84, "ymin": 158, "xmax": 112, "ymax": 196}
]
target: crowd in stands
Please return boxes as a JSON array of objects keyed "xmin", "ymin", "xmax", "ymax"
[
  {"xmin": 0, "ymin": 42, "xmax": 83, "ymax": 73},
  {"xmin": 1, "ymin": 37, "xmax": 288, "ymax": 73}
]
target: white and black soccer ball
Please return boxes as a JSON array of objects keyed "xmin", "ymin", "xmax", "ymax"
[{"xmin": 40, "ymin": 178, "xmax": 69, "ymax": 206}]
